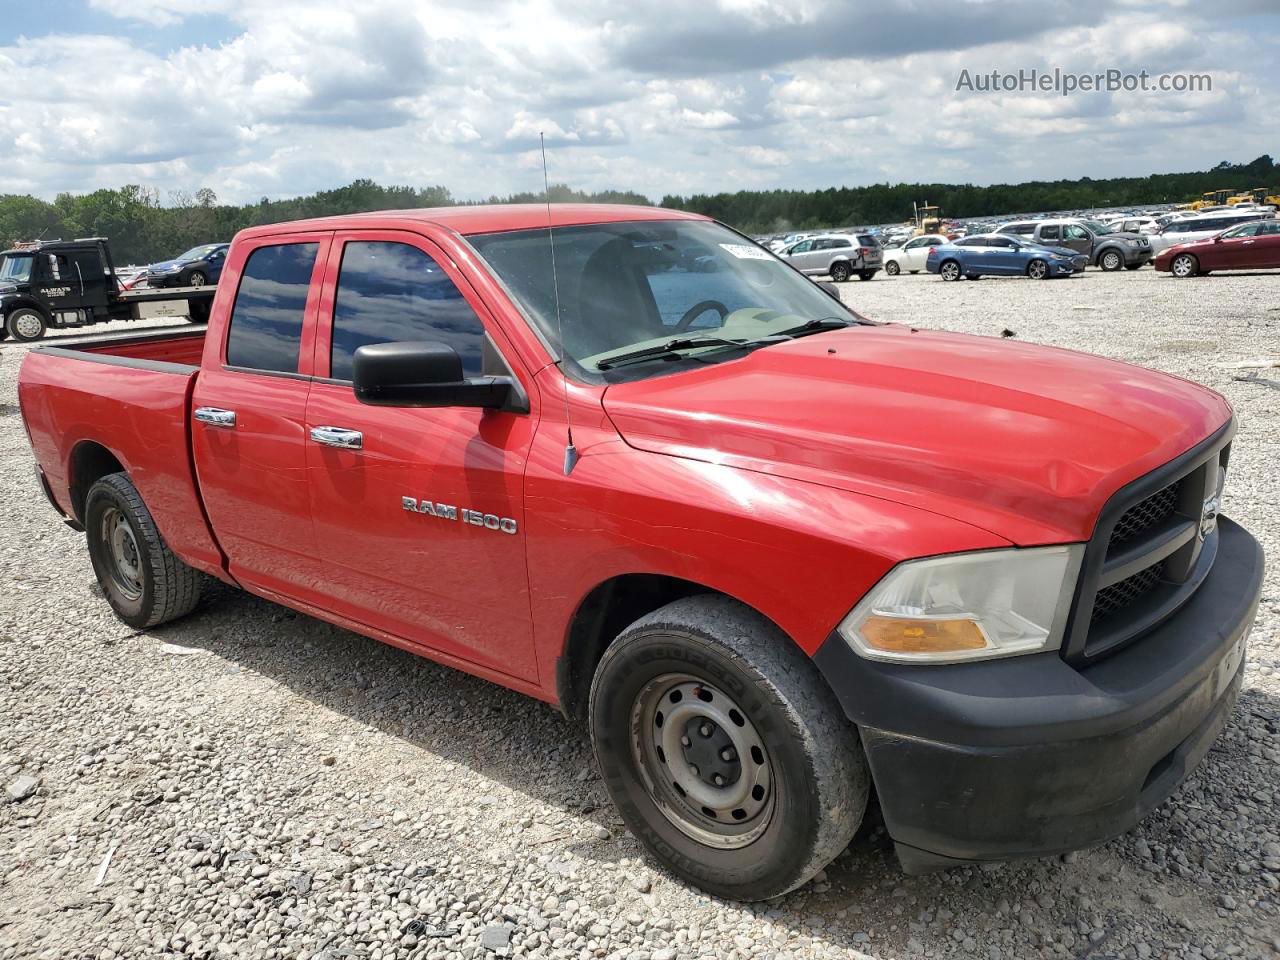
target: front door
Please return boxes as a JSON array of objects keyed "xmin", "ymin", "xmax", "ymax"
[
  {"xmin": 1061, "ymin": 224, "xmax": 1093, "ymax": 256},
  {"xmin": 191, "ymin": 233, "xmax": 330, "ymax": 598},
  {"xmin": 784, "ymin": 239, "xmax": 818, "ymax": 273},
  {"xmin": 304, "ymin": 231, "xmax": 539, "ymax": 681}
]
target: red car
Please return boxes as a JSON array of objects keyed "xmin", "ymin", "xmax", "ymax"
[
  {"xmin": 17, "ymin": 205, "xmax": 1262, "ymax": 900},
  {"xmin": 1155, "ymin": 218, "xmax": 1280, "ymax": 277}
]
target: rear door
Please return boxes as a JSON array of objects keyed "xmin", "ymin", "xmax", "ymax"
[
  {"xmin": 191, "ymin": 233, "xmax": 330, "ymax": 597},
  {"xmin": 303, "ymin": 230, "xmax": 539, "ymax": 680}
]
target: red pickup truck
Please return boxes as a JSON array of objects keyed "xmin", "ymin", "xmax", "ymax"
[{"xmin": 17, "ymin": 205, "xmax": 1263, "ymax": 901}]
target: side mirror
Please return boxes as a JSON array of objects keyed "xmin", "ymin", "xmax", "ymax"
[
  {"xmin": 816, "ymin": 280, "xmax": 843, "ymax": 301},
  {"xmin": 1213, "ymin": 236, "xmax": 1224, "ymax": 243},
  {"xmin": 353, "ymin": 341, "xmax": 527, "ymax": 412}
]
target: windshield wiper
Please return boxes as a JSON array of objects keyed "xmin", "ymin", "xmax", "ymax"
[
  {"xmin": 595, "ymin": 336, "xmax": 751, "ymax": 370},
  {"xmin": 768, "ymin": 317, "xmax": 858, "ymax": 338}
]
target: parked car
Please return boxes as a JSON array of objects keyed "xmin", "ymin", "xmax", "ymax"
[
  {"xmin": 883, "ymin": 234, "xmax": 949, "ymax": 275},
  {"xmin": 926, "ymin": 235, "xmax": 1085, "ymax": 280},
  {"xmin": 1149, "ymin": 213, "xmax": 1275, "ymax": 256},
  {"xmin": 995, "ymin": 219, "xmax": 1152, "ymax": 271},
  {"xmin": 779, "ymin": 233, "xmax": 881, "ymax": 281},
  {"xmin": 1155, "ymin": 219, "xmax": 1280, "ymax": 277},
  {"xmin": 146, "ymin": 242, "xmax": 229, "ymax": 288},
  {"xmin": 17, "ymin": 205, "xmax": 1260, "ymax": 902}
]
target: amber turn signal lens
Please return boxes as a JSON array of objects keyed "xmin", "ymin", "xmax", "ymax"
[{"xmin": 860, "ymin": 616, "xmax": 988, "ymax": 654}]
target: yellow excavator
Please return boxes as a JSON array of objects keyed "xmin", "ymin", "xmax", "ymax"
[
  {"xmin": 912, "ymin": 202, "xmax": 943, "ymax": 236},
  {"xmin": 1183, "ymin": 189, "xmax": 1237, "ymax": 211},
  {"xmin": 1228, "ymin": 187, "xmax": 1279, "ymax": 206}
]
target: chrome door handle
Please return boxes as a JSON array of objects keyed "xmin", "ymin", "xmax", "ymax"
[
  {"xmin": 194, "ymin": 407, "xmax": 236, "ymax": 428},
  {"xmin": 310, "ymin": 426, "xmax": 363, "ymax": 450}
]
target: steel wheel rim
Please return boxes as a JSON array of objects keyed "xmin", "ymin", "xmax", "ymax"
[
  {"xmin": 1029, "ymin": 260, "xmax": 1046, "ymax": 279},
  {"xmin": 102, "ymin": 507, "xmax": 143, "ymax": 600},
  {"xmin": 941, "ymin": 262, "xmax": 959, "ymax": 280},
  {"xmin": 630, "ymin": 673, "xmax": 774, "ymax": 849},
  {"xmin": 1172, "ymin": 256, "xmax": 1193, "ymax": 277},
  {"xmin": 13, "ymin": 312, "xmax": 42, "ymax": 338}
]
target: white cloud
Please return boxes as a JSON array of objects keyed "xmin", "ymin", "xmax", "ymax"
[{"xmin": 0, "ymin": 0, "xmax": 1274, "ymax": 204}]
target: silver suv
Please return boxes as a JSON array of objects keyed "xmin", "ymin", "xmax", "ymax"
[
  {"xmin": 995, "ymin": 219, "xmax": 1152, "ymax": 271},
  {"xmin": 780, "ymin": 233, "xmax": 882, "ymax": 281}
]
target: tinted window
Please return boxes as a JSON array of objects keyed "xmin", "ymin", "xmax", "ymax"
[
  {"xmin": 986, "ymin": 237, "xmax": 1015, "ymax": 248},
  {"xmin": 1039, "ymin": 225, "xmax": 1060, "ymax": 241},
  {"xmin": 856, "ymin": 234, "xmax": 878, "ymax": 247},
  {"xmin": 831, "ymin": 238, "xmax": 852, "ymax": 248},
  {"xmin": 1004, "ymin": 223, "xmax": 1035, "ymax": 236},
  {"xmin": 1258, "ymin": 221, "xmax": 1280, "ymax": 235},
  {"xmin": 331, "ymin": 241, "xmax": 486, "ymax": 382},
  {"xmin": 954, "ymin": 237, "xmax": 985, "ymax": 247},
  {"xmin": 225, "ymin": 243, "xmax": 319, "ymax": 372}
]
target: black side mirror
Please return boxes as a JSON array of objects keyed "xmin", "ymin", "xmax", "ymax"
[
  {"xmin": 816, "ymin": 280, "xmax": 843, "ymax": 301},
  {"xmin": 353, "ymin": 341, "xmax": 527, "ymax": 413}
]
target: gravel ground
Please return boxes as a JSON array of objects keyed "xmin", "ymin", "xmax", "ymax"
[{"xmin": 1, "ymin": 268, "xmax": 1278, "ymax": 960}]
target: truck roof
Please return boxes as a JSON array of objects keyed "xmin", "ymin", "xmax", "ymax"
[{"xmin": 233, "ymin": 203, "xmax": 708, "ymax": 241}]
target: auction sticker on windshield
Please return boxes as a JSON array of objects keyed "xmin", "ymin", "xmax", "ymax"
[{"xmin": 720, "ymin": 243, "xmax": 774, "ymax": 260}]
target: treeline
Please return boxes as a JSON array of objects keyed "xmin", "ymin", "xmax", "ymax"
[
  {"xmin": 1, "ymin": 155, "xmax": 1275, "ymax": 263},
  {"xmin": 664, "ymin": 154, "xmax": 1280, "ymax": 232}
]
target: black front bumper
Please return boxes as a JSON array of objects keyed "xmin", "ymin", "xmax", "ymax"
[{"xmin": 812, "ymin": 517, "xmax": 1263, "ymax": 872}]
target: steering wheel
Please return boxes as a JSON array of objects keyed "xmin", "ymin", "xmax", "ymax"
[{"xmin": 674, "ymin": 300, "xmax": 730, "ymax": 332}]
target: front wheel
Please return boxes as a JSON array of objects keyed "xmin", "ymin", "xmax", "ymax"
[
  {"xmin": 590, "ymin": 596, "xmax": 868, "ymax": 901},
  {"xmin": 1170, "ymin": 253, "xmax": 1199, "ymax": 278},
  {"xmin": 187, "ymin": 271, "xmax": 207, "ymax": 288},
  {"xmin": 5, "ymin": 307, "xmax": 48, "ymax": 342},
  {"xmin": 939, "ymin": 260, "xmax": 961, "ymax": 281},
  {"xmin": 1026, "ymin": 258, "xmax": 1049, "ymax": 280},
  {"xmin": 1099, "ymin": 249, "xmax": 1124, "ymax": 271},
  {"xmin": 85, "ymin": 473, "xmax": 203, "ymax": 629},
  {"xmin": 828, "ymin": 262, "xmax": 851, "ymax": 283},
  {"xmin": 884, "ymin": 260, "xmax": 900, "ymax": 276}
]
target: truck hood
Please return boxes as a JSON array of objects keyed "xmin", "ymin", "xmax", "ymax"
[{"xmin": 601, "ymin": 326, "xmax": 1231, "ymax": 545}]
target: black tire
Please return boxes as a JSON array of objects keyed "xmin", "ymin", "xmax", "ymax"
[
  {"xmin": 5, "ymin": 307, "xmax": 48, "ymax": 342},
  {"xmin": 187, "ymin": 270, "xmax": 208, "ymax": 288},
  {"xmin": 828, "ymin": 262, "xmax": 851, "ymax": 283},
  {"xmin": 884, "ymin": 260, "xmax": 900, "ymax": 276},
  {"xmin": 0, "ymin": 327, "xmax": 8, "ymax": 342},
  {"xmin": 590, "ymin": 595, "xmax": 868, "ymax": 901},
  {"xmin": 857, "ymin": 270, "xmax": 876, "ymax": 281},
  {"xmin": 1170, "ymin": 253, "xmax": 1198, "ymax": 278},
  {"xmin": 939, "ymin": 259, "xmax": 961, "ymax": 281},
  {"xmin": 1125, "ymin": 262, "xmax": 1143, "ymax": 271},
  {"xmin": 85, "ymin": 473, "xmax": 202, "ymax": 629},
  {"xmin": 1026, "ymin": 258, "xmax": 1049, "ymax": 280},
  {"xmin": 1098, "ymin": 249, "xmax": 1123, "ymax": 272},
  {"xmin": 909, "ymin": 269, "xmax": 920, "ymax": 274}
]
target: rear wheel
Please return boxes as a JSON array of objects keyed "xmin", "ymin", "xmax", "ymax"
[
  {"xmin": 85, "ymin": 473, "xmax": 202, "ymax": 629},
  {"xmin": 828, "ymin": 262, "xmax": 851, "ymax": 282},
  {"xmin": 5, "ymin": 307, "xmax": 48, "ymax": 342},
  {"xmin": 590, "ymin": 596, "xmax": 868, "ymax": 901},
  {"xmin": 1125, "ymin": 262, "xmax": 1143, "ymax": 271},
  {"xmin": 857, "ymin": 270, "xmax": 876, "ymax": 281},
  {"xmin": 884, "ymin": 260, "xmax": 900, "ymax": 276},
  {"xmin": 1170, "ymin": 253, "xmax": 1199, "ymax": 278},
  {"xmin": 1099, "ymin": 249, "xmax": 1123, "ymax": 272},
  {"xmin": 1026, "ymin": 258, "xmax": 1049, "ymax": 280},
  {"xmin": 939, "ymin": 260, "xmax": 961, "ymax": 281}
]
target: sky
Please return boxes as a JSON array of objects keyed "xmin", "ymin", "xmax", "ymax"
[{"xmin": 0, "ymin": 0, "xmax": 1276, "ymax": 205}]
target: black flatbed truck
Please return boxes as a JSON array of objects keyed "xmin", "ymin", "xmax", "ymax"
[{"xmin": 0, "ymin": 237, "xmax": 213, "ymax": 342}]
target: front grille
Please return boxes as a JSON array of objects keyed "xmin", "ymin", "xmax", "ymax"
[
  {"xmin": 1108, "ymin": 481, "xmax": 1180, "ymax": 552},
  {"xmin": 1063, "ymin": 428, "xmax": 1232, "ymax": 664},
  {"xmin": 1091, "ymin": 564, "xmax": 1163, "ymax": 623}
]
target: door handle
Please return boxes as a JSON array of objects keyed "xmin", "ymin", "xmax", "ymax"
[
  {"xmin": 1242, "ymin": 239, "xmax": 1255, "ymax": 244},
  {"xmin": 310, "ymin": 426, "xmax": 363, "ymax": 450},
  {"xmin": 194, "ymin": 407, "xmax": 236, "ymax": 428}
]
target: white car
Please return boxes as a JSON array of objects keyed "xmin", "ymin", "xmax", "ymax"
[{"xmin": 883, "ymin": 234, "xmax": 949, "ymax": 275}]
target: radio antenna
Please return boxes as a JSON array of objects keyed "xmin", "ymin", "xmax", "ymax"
[{"xmin": 542, "ymin": 132, "xmax": 578, "ymax": 475}]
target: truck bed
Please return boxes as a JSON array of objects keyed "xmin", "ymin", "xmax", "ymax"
[{"xmin": 18, "ymin": 328, "xmax": 223, "ymax": 577}]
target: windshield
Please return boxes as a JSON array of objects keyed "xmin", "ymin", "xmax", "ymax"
[
  {"xmin": 178, "ymin": 244, "xmax": 219, "ymax": 260},
  {"xmin": 0, "ymin": 254, "xmax": 33, "ymax": 283},
  {"xmin": 468, "ymin": 220, "xmax": 864, "ymax": 381},
  {"xmin": 1082, "ymin": 220, "xmax": 1113, "ymax": 235}
]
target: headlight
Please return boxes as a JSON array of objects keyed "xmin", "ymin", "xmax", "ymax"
[{"xmin": 837, "ymin": 545, "xmax": 1083, "ymax": 664}]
